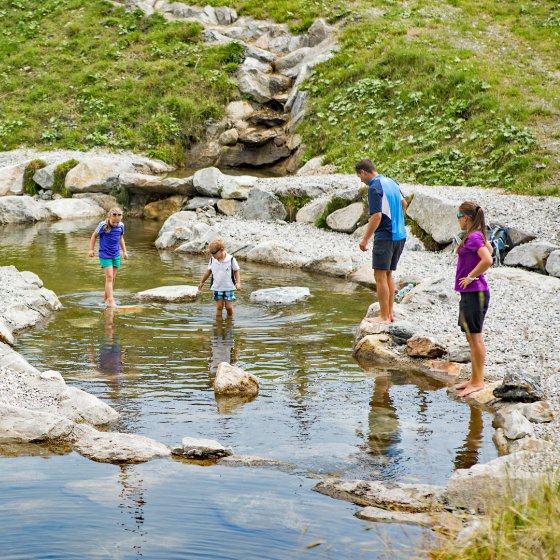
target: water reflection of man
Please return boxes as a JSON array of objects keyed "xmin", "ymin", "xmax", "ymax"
[
  {"xmin": 453, "ymin": 406, "xmax": 483, "ymax": 470},
  {"xmin": 97, "ymin": 307, "xmax": 123, "ymax": 397},
  {"xmin": 209, "ymin": 317, "xmax": 239, "ymax": 375},
  {"xmin": 367, "ymin": 373, "xmax": 401, "ymax": 459}
]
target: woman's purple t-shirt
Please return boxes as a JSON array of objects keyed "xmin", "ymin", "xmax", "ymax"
[{"xmin": 455, "ymin": 230, "xmax": 489, "ymax": 293}]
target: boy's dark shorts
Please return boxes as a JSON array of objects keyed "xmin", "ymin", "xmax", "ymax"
[
  {"xmin": 458, "ymin": 291, "xmax": 490, "ymax": 334},
  {"xmin": 372, "ymin": 239, "xmax": 406, "ymax": 271}
]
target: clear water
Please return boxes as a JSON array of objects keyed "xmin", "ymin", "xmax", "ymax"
[{"xmin": 0, "ymin": 218, "xmax": 497, "ymax": 559}]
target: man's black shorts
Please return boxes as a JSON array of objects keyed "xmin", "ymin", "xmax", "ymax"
[
  {"xmin": 371, "ymin": 239, "xmax": 406, "ymax": 271},
  {"xmin": 458, "ymin": 291, "xmax": 490, "ymax": 334}
]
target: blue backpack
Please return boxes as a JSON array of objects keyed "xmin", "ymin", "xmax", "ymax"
[{"xmin": 487, "ymin": 224, "xmax": 512, "ymax": 266}]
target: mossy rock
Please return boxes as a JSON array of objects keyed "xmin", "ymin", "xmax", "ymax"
[
  {"xmin": 52, "ymin": 159, "xmax": 79, "ymax": 198},
  {"xmin": 22, "ymin": 159, "xmax": 47, "ymax": 196},
  {"xmin": 277, "ymin": 193, "xmax": 313, "ymax": 222}
]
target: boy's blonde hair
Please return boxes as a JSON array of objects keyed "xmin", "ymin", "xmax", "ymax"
[{"xmin": 208, "ymin": 238, "xmax": 225, "ymax": 253}]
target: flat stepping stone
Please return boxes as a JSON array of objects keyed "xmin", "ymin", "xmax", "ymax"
[
  {"xmin": 172, "ymin": 437, "xmax": 233, "ymax": 459},
  {"xmin": 249, "ymin": 287, "xmax": 310, "ymax": 304},
  {"xmin": 136, "ymin": 285, "xmax": 198, "ymax": 302}
]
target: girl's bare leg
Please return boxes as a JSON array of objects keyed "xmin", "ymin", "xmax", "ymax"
[
  {"xmin": 459, "ymin": 333, "xmax": 485, "ymax": 397},
  {"xmin": 104, "ymin": 267, "xmax": 117, "ymax": 307}
]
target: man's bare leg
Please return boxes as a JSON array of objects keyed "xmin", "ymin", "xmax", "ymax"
[
  {"xmin": 366, "ymin": 269, "xmax": 391, "ymax": 323},
  {"xmin": 387, "ymin": 270, "xmax": 395, "ymax": 322}
]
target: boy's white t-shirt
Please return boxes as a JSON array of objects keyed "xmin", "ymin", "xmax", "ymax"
[{"xmin": 208, "ymin": 253, "xmax": 239, "ymax": 291}]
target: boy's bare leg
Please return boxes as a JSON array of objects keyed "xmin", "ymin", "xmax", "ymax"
[
  {"xmin": 225, "ymin": 300, "xmax": 234, "ymax": 317},
  {"xmin": 216, "ymin": 299, "xmax": 224, "ymax": 318}
]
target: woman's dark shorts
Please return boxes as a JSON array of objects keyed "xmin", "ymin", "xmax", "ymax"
[
  {"xmin": 458, "ymin": 291, "xmax": 490, "ymax": 334},
  {"xmin": 372, "ymin": 239, "xmax": 406, "ymax": 271}
]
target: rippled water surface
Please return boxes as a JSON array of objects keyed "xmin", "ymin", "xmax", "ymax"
[{"xmin": 0, "ymin": 218, "xmax": 497, "ymax": 559}]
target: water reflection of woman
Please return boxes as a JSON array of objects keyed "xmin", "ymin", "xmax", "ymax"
[{"xmin": 97, "ymin": 307, "xmax": 123, "ymax": 396}]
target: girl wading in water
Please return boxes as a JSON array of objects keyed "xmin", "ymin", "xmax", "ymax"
[
  {"xmin": 454, "ymin": 201, "xmax": 493, "ymax": 398},
  {"xmin": 89, "ymin": 207, "xmax": 128, "ymax": 308}
]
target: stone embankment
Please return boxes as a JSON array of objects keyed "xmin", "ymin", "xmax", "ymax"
[{"xmin": 119, "ymin": 1, "xmax": 337, "ymax": 171}]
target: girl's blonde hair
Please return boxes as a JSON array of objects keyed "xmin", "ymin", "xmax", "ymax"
[
  {"xmin": 104, "ymin": 207, "xmax": 123, "ymax": 233},
  {"xmin": 456, "ymin": 201, "xmax": 487, "ymax": 251}
]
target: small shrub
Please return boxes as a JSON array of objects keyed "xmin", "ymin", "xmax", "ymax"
[
  {"xmin": 110, "ymin": 186, "xmax": 130, "ymax": 209},
  {"xmin": 52, "ymin": 159, "xmax": 79, "ymax": 197},
  {"xmin": 277, "ymin": 193, "xmax": 312, "ymax": 222},
  {"xmin": 22, "ymin": 159, "xmax": 47, "ymax": 196}
]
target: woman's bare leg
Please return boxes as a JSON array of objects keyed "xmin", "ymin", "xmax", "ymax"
[{"xmin": 459, "ymin": 333, "xmax": 485, "ymax": 397}]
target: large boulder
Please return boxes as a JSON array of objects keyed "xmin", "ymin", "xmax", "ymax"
[
  {"xmin": 143, "ymin": 195, "xmax": 186, "ymax": 220},
  {"xmin": 0, "ymin": 163, "xmax": 26, "ymax": 195},
  {"xmin": 245, "ymin": 241, "xmax": 309, "ymax": 267},
  {"xmin": 302, "ymin": 254, "xmax": 355, "ymax": 277},
  {"xmin": 491, "ymin": 266, "xmax": 560, "ymax": 291},
  {"xmin": 296, "ymin": 198, "xmax": 329, "ymax": 224},
  {"xmin": 326, "ymin": 202, "xmax": 367, "ymax": 233},
  {"xmin": 154, "ymin": 211, "xmax": 202, "ymax": 250},
  {"xmin": 193, "ymin": 167, "xmax": 237, "ymax": 197},
  {"xmin": 0, "ymin": 195, "xmax": 53, "ymax": 224},
  {"xmin": 43, "ymin": 198, "xmax": 105, "ymax": 220},
  {"xmin": 504, "ymin": 241, "xmax": 559, "ymax": 272},
  {"xmin": 241, "ymin": 187, "xmax": 287, "ymax": 221},
  {"xmin": 406, "ymin": 335, "xmax": 447, "ymax": 358},
  {"xmin": 214, "ymin": 362, "xmax": 259, "ymax": 396},
  {"xmin": 220, "ymin": 175, "xmax": 257, "ymax": 200},
  {"xmin": 119, "ymin": 172, "xmax": 195, "ymax": 195},
  {"xmin": 492, "ymin": 408, "xmax": 535, "ymax": 440},
  {"xmin": 65, "ymin": 158, "xmax": 128, "ymax": 193},
  {"xmin": 217, "ymin": 199, "xmax": 242, "ymax": 216},
  {"xmin": 406, "ymin": 191, "xmax": 462, "ymax": 244}
]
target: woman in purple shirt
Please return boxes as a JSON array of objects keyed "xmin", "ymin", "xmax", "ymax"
[{"xmin": 454, "ymin": 201, "xmax": 493, "ymax": 397}]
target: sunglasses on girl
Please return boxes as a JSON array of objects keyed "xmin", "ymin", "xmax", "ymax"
[
  {"xmin": 111, "ymin": 212, "xmax": 123, "ymax": 216},
  {"xmin": 456, "ymin": 213, "xmax": 464, "ymax": 219}
]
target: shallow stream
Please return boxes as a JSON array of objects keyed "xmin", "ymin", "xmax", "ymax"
[{"xmin": 0, "ymin": 218, "xmax": 497, "ymax": 559}]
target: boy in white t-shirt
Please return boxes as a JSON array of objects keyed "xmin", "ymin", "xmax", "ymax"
[{"xmin": 197, "ymin": 238, "xmax": 241, "ymax": 318}]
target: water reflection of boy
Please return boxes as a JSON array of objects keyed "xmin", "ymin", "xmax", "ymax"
[
  {"xmin": 453, "ymin": 406, "xmax": 484, "ymax": 470},
  {"xmin": 97, "ymin": 307, "xmax": 123, "ymax": 394},
  {"xmin": 367, "ymin": 374, "xmax": 401, "ymax": 460},
  {"xmin": 209, "ymin": 317, "xmax": 239, "ymax": 375}
]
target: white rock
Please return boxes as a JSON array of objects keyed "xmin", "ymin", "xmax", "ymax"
[
  {"xmin": 43, "ymin": 198, "xmax": 105, "ymax": 220},
  {"xmin": 245, "ymin": 241, "xmax": 309, "ymax": 268},
  {"xmin": 544, "ymin": 249, "xmax": 560, "ymax": 277},
  {"xmin": 302, "ymin": 254, "xmax": 355, "ymax": 277},
  {"xmin": 75, "ymin": 430, "xmax": 171, "ymax": 463},
  {"xmin": 503, "ymin": 240, "xmax": 559, "ymax": 271},
  {"xmin": 54, "ymin": 386, "xmax": 119, "ymax": 425},
  {"xmin": 0, "ymin": 195, "xmax": 53, "ymax": 224},
  {"xmin": 137, "ymin": 285, "xmax": 199, "ymax": 302},
  {"xmin": 326, "ymin": 202, "xmax": 367, "ymax": 233},
  {"xmin": 241, "ymin": 188, "xmax": 287, "ymax": 221},
  {"xmin": 214, "ymin": 362, "xmax": 259, "ymax": 396},
  {"xmin": 0, "ymin": 163, "xmax": 26, "ymax": 195},
  {"xmin": 493, "ymin": 408, "xmax": 535, "ymax": 440},
  {"xmin": 249, "ymin": 287, "xmax": 311, "ymax": 304}
]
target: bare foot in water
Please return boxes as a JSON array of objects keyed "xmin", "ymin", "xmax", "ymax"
[
  {"xmin": 458, "ymin": 384, "xmax": 484, "ymax": 398},
  {"xmin": 105, "ymin": 299, "xmax": 118, "ymax": 309},
  {"xmin": 365, "ymin": 316, "xmax": 391, "ymax": 324}
]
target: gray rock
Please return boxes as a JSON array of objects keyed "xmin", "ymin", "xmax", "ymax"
[
  {"xmin": 490, "ymin": 266, "xmax": 560, "ymax": 291},
  {"xmin": 241, "ymin": 187, "xmax": 287, "ymax": 221},
  {"xmin": 0, "ymin": 195, "xmax": 53, "ymax": 224},
  {"xmin": 154, "ymin": 210, "xmax": 201, "ymax": 250},
  {"xmin": 447, "ymin": 342, "xmax": 471, "ymax": 363},
  {"xmin": 184, "ymin": 196, "xmax": 218, "ymax": 210},
  {"xmin": 493, "ymin": 371, "xmax": 545, "ymax": 403},
  {"xmin": 172, "ymin": 436, "xmax": 232, "ymax": 459},
  {"xmin": 545, "ymin": 249, "xmax": 560, "ymax": 277},
  {"xmin": 225, "ymin": 101, "xmax": 255, "ymax": 121},
  {"xmin": 43, "ymin": 198, "xmax": 105, "ymax": 220},
  {"xmin": 220, "ymin": 176, "xmax": 256, "ymax": 200},
  {"xmin": 326, "ymin": 202, "xmax": 367, "ymax": 233},
  {"xmin": 406, "ymin": 335, "xmax": 447, "ymax": 358},
  {"xmin": 314, "ymin": 478, "xmax": 446, "ymax": 513},
  {"xmin": 249, "ymin": 287, "xmax": 311, "ymax": 305},
  {"xmin": 193, "ymin": 167, "xmax": 227, "ymax": 197},
  {"xmin": 387, "ymin": 321, "xmax": 419, "ymax": 345},
  {"xmin": 218, "ymin": 128, "xmax": 239, "ymax": 146},
  {"xmin": 295, "ymin": 198, "xmax": 329, "ymax": 224},
  {"xmin": 518, "ymin": 401, "xmax": 554, "ymax": 423},
  {"xmin": 304, "ymin": 18, "xmax": 335, "ymax": 48},
  {"xmin": 0, "ymin": 163, "xmax": 26, "ymax": 195},
  {"xmin": 217, "ymin": 199, "xmax": 242, "ymax": 216},
  {"xmin": 503, "ymin": 240, "xmax": 559, "ymax": 272},
  {"xmin": 119, "ymin": 172, "xmax": 195, "ymax": 195},
  {"xmin": 492, "ymin": 408, "xmax": 535, "ymax": 440},
  {"xmin": 245, "ymin": 241, "xmax": 309, "ymax": 268},
  {"xmin": 302, "ymin": 254, "xmax": 355, "ymax": 277}
]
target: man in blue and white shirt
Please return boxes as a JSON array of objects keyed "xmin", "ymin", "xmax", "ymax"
[{"xmin": 356, "ymin": 159, "xmax": 407, "ymax": 323}]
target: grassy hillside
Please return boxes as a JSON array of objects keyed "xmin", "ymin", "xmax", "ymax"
[{"xmin": 0, "ymin": 0, "xmax": 558, "ymax": 194}]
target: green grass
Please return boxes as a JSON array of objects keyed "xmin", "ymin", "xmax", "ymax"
[
  {"xmin": 0, "ymin": 0, "xmax": 242, "ymax": 165},
  {"xmin": 22, "ymin": 159, "xmax": 47, "ymax": 195},
  {"xmin": 430, "ymin": 478, "xmax": 560, "ymax": 559},
  {"xmin": 298, "ymin": 0, "xmax": 560, "ymax": 195},
  {"xmin": 52, "ymin": 159, "xmax": 79, "ymax": 197}
]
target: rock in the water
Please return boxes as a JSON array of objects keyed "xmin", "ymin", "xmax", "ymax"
[
  {"xmin": 43, "ymin": 198, "xmax": 105, "ymax": 220},
  {"xmin": 0, "ymin": 195, "xmax": 53, "ymax": 224},
  {"xmin": 75, "ymin": 430, "xmax": 171, "ymax": 463},
  {"xmin": 136, "ymin": 285, "xmax": 199, "ymax": 303},
  {"xmin": 172, "ymin": 436, "xmax": 232, "ymax": 459},
  {"xmin": 214, "ymin": 362, "xmax": 259, "ymax": 396},
  {"xmin": 353, "ymin": 333, "xmax": 399, "ymax": 363},
  {"xmin": 249, "ymin": 287, "xmax": 310, "ymax": 304},
  {"xmin": 314, "ymin": 478, "xmax": 446, "ymax": 513},
  {"xmin": 406, "ymin": 335, "xmax": 447, "ymax": 358},
  {"xmin": 493, "ymin": 371, "xmax": 545, "ymax": 403}
]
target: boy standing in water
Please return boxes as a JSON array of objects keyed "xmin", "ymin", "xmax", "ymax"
[
  {"xmin": 89, "ymin": 207, "xmax": 128, "ymax": 308},
  {"xmin": 197, "ymin": 239, "xmax": 240, "ymax": 318}
]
